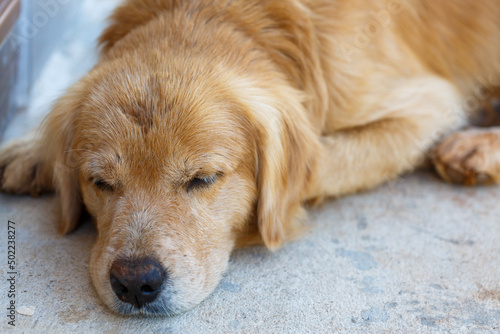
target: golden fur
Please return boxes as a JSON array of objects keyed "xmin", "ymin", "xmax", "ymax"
[{"xmin": 1, "ymin": 0, "xmax": 500, "ymax": 315}]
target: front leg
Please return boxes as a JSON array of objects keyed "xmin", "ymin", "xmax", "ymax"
[
  {"xmin": 0, "ymin": 131, "xmax": 54, "ymax": 196},
  {"xmin": 433, "ymin": 127, "xmax": 500, "ymax": 185},
  {"xmin": 312, "ymin": 77, "xmax": 466, "ymax": 199}
]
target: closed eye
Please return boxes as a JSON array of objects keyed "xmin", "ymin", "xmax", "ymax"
[
  {"xmin": 187, "ymin": 174, "xmax": 219, "ymax": 192},
  {"xmin": 92, "ymin": 178, "xmax": 114, "ymax": 192}
]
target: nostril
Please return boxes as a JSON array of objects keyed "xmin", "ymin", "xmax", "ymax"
[
  {"xmin": 109, "ymin": 257, "xmax": 167, "ymax": 308},
  {"xmin": 109, "ymin": 272, "xmax": 129, "ymax": 300},
  {"xmin": 141, "ymin": 285, "xmax": 155, "ymax": 293},
  {"xmin": 116, "ymin": 283, "xmax": 128, "ymax": 293}
]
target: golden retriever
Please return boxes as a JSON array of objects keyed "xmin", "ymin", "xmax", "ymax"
[{"xmin": 1, "ymin": 0, "xmax": 500, "ymax": 316}]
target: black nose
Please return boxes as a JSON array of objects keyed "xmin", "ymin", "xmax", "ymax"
[{"xmin": 110, "ymin": 258, "xmax": 167, "ymax": 308}]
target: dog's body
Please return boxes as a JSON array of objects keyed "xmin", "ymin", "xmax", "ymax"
[{"xmin": 1, "ymin": 0, "xmax": 500, "ymax": 315}]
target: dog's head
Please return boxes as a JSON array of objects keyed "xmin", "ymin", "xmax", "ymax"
[{"xmin": 44, "ymin": 50, "xmax": 319, "ymax": 315}]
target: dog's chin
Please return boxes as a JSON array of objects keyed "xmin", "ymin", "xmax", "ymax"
[
  {"xmin": 100, "ymin": 285, "xmax": 198, "ymax": 317},
  {"xmin": 111, "ymin": 292, "xmax": 184, "ymax": 317}
]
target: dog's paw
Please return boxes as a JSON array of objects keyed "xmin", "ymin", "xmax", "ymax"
[
  {"xmin": 0, "ymin": 136, "xmax": 52, "ymax": 196},
  {"xmin": 433, "ymin": 128, "xmax": 500, "ymax": 185}
]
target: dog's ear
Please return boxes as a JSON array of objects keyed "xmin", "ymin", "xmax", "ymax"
[
  {"xmin": 41, "ymin": 85, "xmax": 84, "ymax": 234},
  {"xmin": 254, "ymin": 96, "xmax": 321, "ymax": 250}
]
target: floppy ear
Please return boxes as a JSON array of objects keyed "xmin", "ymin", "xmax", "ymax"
[
  {"xmin": 254, "ymin": 98, "xmax": 321, "ymax": 250},
  {"xmin": 41, "ymin": 85, "xmax": 84, "ymax": 234}
]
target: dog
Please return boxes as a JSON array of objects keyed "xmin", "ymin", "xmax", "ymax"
[{"xmin": 1, "ymin": 0, "xmax": 499, "ymax": 316}]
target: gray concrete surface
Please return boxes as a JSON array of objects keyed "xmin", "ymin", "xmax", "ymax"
[{"xmin": 1, "ymin": 1, "xmax": 499, "ymax": 333}]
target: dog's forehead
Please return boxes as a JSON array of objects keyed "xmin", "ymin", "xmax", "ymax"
[
  {"xmin": 84, "ymin": 63, "xmax": 244, "ymax": 130},
  {"xmin": 77, "ymin": 68, "xmax": 254, "ymax": 177}
]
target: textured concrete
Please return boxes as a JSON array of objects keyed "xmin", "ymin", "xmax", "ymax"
[{"xmin": 1, "ymin": 1, "xmax": 499, "ymax": 333}]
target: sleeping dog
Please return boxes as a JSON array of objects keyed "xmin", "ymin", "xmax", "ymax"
[{"xmin": 1, "ymin": 0, "xmax": 499, "ymax": 315}]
